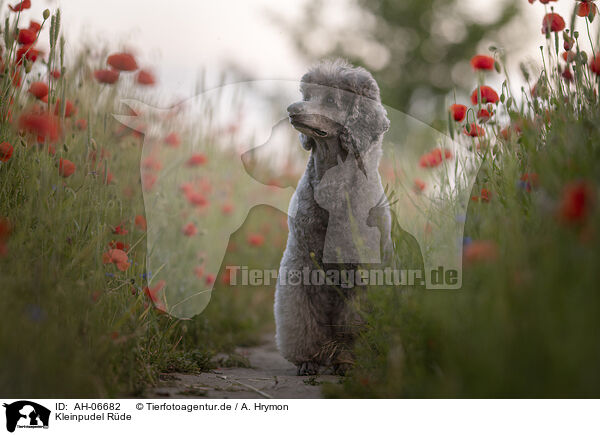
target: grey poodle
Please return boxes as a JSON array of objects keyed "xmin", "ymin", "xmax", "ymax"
[{"xmin": 274, "ymin": 59, "xmax": 392, "ymax": 375}]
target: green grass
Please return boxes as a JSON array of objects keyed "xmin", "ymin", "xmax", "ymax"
[
  {"xmin": 0, "ymin": 9, "xmax": 281, "ymax": 397},
  {"xmin": 325, "ymin": 14, "xmax": 600, "ymax": 398}
]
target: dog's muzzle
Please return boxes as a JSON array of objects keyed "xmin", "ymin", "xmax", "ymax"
[{"xmin": 288, "ymin": 112, "xmax": 341, "ymax": 138}]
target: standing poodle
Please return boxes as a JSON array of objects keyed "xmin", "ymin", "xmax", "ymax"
[{"xmin": 275, "ymin": 59, "xmax": 392, "ymax": 375}]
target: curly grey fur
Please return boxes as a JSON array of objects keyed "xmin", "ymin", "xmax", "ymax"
[{"xmin": 274, "ymin": 59, "xmax": 392, "ymax": 375}]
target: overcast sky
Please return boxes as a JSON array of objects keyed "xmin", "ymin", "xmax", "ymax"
[{"xmin": 18, "ymin": 0, "xmax": 595, "ymax": 105}]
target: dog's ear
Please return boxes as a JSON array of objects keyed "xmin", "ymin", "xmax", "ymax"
[
  {"xmin": 299, "ymin": 133, "xmax": 315, "ymax": 151},
  {"xmin": 340, "ymin": 96, "xmax": 389, "ymax": 173}
]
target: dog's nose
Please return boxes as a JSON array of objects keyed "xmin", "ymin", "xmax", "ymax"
[{"xmin": 287, "ymin": 102, "xmax": 304, "ymax": 116}]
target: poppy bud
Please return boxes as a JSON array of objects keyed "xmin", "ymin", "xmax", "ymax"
[
  {"xmin": 43, "ymin": 9, "xmax": 50, "ymax": 20},
  {"xmin": 494, "ymin": 61, "xmax": 501, "ymax": 73}
]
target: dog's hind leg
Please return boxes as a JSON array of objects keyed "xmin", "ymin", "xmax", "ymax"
[
  {"xmin": 274, "ymin": 278, "xmax": 330, "ymax": 375},
  {"xmin": 329, "ymin": 289, "xmax": 365, "ymax": 375}
]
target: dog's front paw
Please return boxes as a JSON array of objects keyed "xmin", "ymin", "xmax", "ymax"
[
  {"xmin": 332, "ymin": 362, "xmax": 353, "ymax": 376},
  {"xmin": 333, "ymin": 350, "xmax": 355, "ymax": 375},
  {"xmin": 296, "ymin": 361, "xmax": 320, "ymax": 376}
]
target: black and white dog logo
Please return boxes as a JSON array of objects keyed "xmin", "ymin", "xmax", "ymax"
[{"xmin": 3, "ymin": 401, "xmax": 50, "ymax": 433}]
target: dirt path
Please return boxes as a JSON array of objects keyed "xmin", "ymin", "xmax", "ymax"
[{"xmin": 148, "ymin": 334, "xmax": 340, "ymax": 399}]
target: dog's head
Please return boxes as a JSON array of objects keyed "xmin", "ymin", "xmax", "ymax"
[{"xmin": 287, "ymin": 59, "xmax": 390, "ymax": 167}]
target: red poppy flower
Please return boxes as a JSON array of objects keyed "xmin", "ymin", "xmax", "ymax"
[
  {"xmin": 590, "ymin": 53, "xmax": 600, "ymax": 75},
  {"xmin": 8, "ymin": 0, "xmax": 31, "ymax": 12},
  {"xmin": 221, "ymin": 272, "xmax": 231, "ymax": 285},
  {"xmin": 107, "ymin": 52, "xmax": 138, "ymax": 71},
  {"xmin": 463, "ymin": 240, "xmax": 498, "ymax": 264},
  {"xmin": 135, "ymin": 215, "xmax": 147, "ymax": 231},
  {"xmin": 470, "ymin": 55, "xmax": 495, "ymax": 71},
  {"xmin": 221, "ymin": 202, "xmax": 234, "ymax": 215},
  {"xmin": 185, "ymin": 191, "xmax": 208, "ymax": 207},
  {"xmin": 59, "ymin": 158, "xmax": 76, "ymax": 178},
  {"xmin": 29, "ymin": 20, "xmax": 41, "ymax": 32},
  {"xmin": 94, "ymin": 69, "xmax": 119, "ymax": 84},
  {"xmin": 247, "ymin": 233, "xmax": 265, "ymax": 247},
  {"xmin": 577, "ymin": 1, "xmax": 598, "ymax": 18},
  {"xmin": 470, "ymin": 86, "xmax": 499, "ymax": 105},
  {"xmin": 143, "ymin": 280, "xmax": 166, "ymax": 311},
  {"xmin": 477, "ymin": 108, "xmax": 493, "ymax": 122},
  {"xmin": 464, "ymin": 123, "xmax": 485, "ymax": 137},
  {"xmin": 113, "ymin": 224, "xmax": 128, "ymax": 235},
  {"xmin": 182, "ymin": 222, "xmax": 197, "ymax": 237},
  {"xmin": 562, "ymin": 67, "xmax": 574, "ymax": 82},
  {"xmin": 75, "ymin": 119, "xmax": 87, "ymax": 130},
  {"xmin": 449, "ymin": 104, "xmax": 467, "ymax": 122},
  {"xmin": 16, "ymin": 44, "xmax": 40, "ymax": 64},
  {"xmin": 54, "ymin": 99, "xmax": 76, "ymax": 117},
  {"xmin": 413, "ymin": 179, "xmax": 426, "ymax": 192},
  {"xmin": 542, "ymin": 13, "xmax": 566, "ymax": 33},
  {"xmin": 558, "ymin": 181, "xmax": 595, "ymax": 225},
  {"xmin": 18, "ymin": 28, "xmax": 36, "ymax": 45},
  {"xmin": 28, "ymin": 81, "xmax": 48, "ymax": 99},
  {"xmin": 179, "ymin": 183, "xmax": 194, "ymax": 194},
  {"xmin": 205, "ymin": 274, "xmax": 216, "ymax": 285},
  {"xmin": 50, "ymin": 69, "xmax": 60, "ymax": 79},
  {"xmin": 480, "ymin": 188, "xmax": 491, "ymax": 202},
  {"xmin": 18, "ymin": 112, "xmax": 60, "ymax": 142},
  {"xmin": 108, "ymin": 241, "xmax": 130, "ymax": 251},
  {"xmin": 164, "ymin": 132, "xmax": 181, "ymax": 147},
  {"xmin": 419, "ymin": 148, "xmax": 453, "ymax": 168},
  {"xmin": 136, "ymin": 69, "xmax": 155, "ymax": 86},
  {"xmin": 186, "ymin": 153, "xmax": 207, "ymax": 167},
  {"xmin": 0, "ymin": 142, "xmax": 13, "ymax": 162},
  {"xmin": 142, "ymin": 157, "xmax": 162, "ymax": 173}
]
